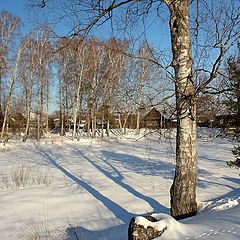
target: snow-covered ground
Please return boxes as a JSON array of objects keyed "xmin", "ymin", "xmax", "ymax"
[{"xmin": 0, "ymin": 129, "xmax": 239, "ymax": 240}]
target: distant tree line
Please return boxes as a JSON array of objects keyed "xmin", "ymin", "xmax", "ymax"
[{"xmin": 0, "ymin": 11, "xmax": 172, "ymax": 142}]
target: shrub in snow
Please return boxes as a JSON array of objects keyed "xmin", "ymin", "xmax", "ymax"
[
  {"xmin": 0, "ymin": 164, "xmax": 52, "ymax": 189},
  {"xmin": 24, "ymin": 218, "xmax": 60, "ymax": 240},
  {"xmin": 10, "ymin": 164, "xmax": 30, "ymax": 188}
]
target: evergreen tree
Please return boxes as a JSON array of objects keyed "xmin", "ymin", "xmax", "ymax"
[
  {"xmin": 227, "ymin": 145, "xmax": 240, "ymax": 172},
  {"xmin": 223, "ymin": 45, "xmax": 240, "ymax": 128}
]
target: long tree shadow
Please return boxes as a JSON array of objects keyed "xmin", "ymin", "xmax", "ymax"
[
  {"xmin": 71, "ymin": 147, "xmax": 168, "ymax": 214},
  {"xmin": 100, "ymin": 150, "xmax": 175, "ymax": 179},
  {"xmin": 223, "ymin": 177, "xmax": 240, "ymax": 185},
  {"xmin": 210, "ymin": 187, "xmax": 240, "ymax": 202},
  {"xmin": 34, "ymin": 144, "xmax": 133, "ymax": 224},
  {"xmin": 199, "ymin": 187, "xmax": 240, "ymax": 216},
  {"xmin": 100, "ymin": 150, "xmax": 168, "ymax": 213},
  {"xmin": 105, "ymin": 137, "xmax": 175, "ymax": 156},
  {"xmin": 66, "ymin": 224, "xmax": 128, "ymax": 240},
  {"xmin": 197, "ymin": 178, "xmax": 236, "ymax": 190}
]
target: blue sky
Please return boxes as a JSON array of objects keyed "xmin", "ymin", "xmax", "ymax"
[
  {"xmin": 1, "ymin": 0, "xmax": 26, "ymax": 16},
  {"xmin": 1, "ymin": 0, "xmax": 239, "ymax": 113},
  {"xmin": 1, "ymin": 0, "xmax": 32, "ymax": 32},
  {"xmin": 0, "ymin": 0, "xmax": 171, "ymax": 51},
  {"xmin": 0, "ymin": 0, "xmax": 172, "ymax": 113}
]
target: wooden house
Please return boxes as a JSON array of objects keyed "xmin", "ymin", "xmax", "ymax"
[
  {"xmin": 9, "ymin": 112, "xmax": 26, "ymax": 130},
  {"xmin": 141, "ymin": 107, "xmax": 171, "ymax": 129}
]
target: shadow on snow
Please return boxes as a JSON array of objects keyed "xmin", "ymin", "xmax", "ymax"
[
  {"xmin": 75, "ymin": 148, "xmax": 168, "ymax": 213},
  {"xmin": 33, "ymin": 143, "xmax": 169, "ymax": 240}
]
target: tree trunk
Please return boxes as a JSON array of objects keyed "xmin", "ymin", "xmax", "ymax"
[
  {"xmin": 72, "ymin": 98, "xmax": 78, "ymax": 140},
  {"xmin": 92, "ymin": 108, "xmax": 96, "ymax": 138},
  {"xmin": 160, "ymin": 114, "xmax": 163, "ymax": 129},
  {"xmin": 123, "ymin": 112, "xmax": 130, "ymax": 134},
  {"xmin": 236, "ymin": 77, "xmax": 240, "ymax": 126},
  {"xmin": 136, "ymin": 109, "xmax": 140, "ymax": 134},
  {"xmin": 87, "ymin": 104, "xmax": 91, "ymax": 135},
  {"xmin": 23, "ymin": 87, "xmax": 33, "ymax": 142},
  {"xmin": 60, "ymin": 82, "xmax": 65, "ymax": 136},
  {"xmin": 45, "ymin": 81, "xmax": 49, "ymax": 132},
  {"xmin": 118, "ymin": 113, "xmax": 123, "ymax": 133},
  {"xmin": 0, "ymin": 81, "xmax": 13, "ymax": 140},
  {"xmin": 23, "ymin": 110, "xmax": 31, "ymax": 142},
  {"xmin": 73, "ymin": 70, "xmax": 83, "ymax": 140},
  {"xmin": 167, "ymin": 0, "xmax": 198, "ymax": 219},
  {"xmin": 101, "ymin": 120, "xmax": 104, "ymax": 137},
  {"xmin": 106, "ymin": 119, "xmax": 110, "ymax": 137},
  {"xmin": 37, "ymin": 78, "xmax": 43, "ymax": 141}
]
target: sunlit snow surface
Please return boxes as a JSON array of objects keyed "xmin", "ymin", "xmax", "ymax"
[{"xmin": 0, "ymin": 128, "xmax": 239, "ymax": 239}]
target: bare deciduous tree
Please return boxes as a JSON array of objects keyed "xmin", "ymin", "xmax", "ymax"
[
  {"xmin": 33, "ymin": 29, "xmax": 52, "ymax": 141},
  {"xmin": 0, "ymin": 11, "xmax": 21, "ymax": 139},
  {"xmin": 0, "ymin": 40, "xmax": 26, "ymax": 140},
  {"xmin": 0, "ymin": 12, "xmax": 21, "ymax": 113}
]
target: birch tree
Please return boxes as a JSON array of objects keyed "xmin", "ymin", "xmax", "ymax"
[
  {"xmin": 0, "ymin": 40, "xmax": 27, "ymax": 140},
  {"xmin": 0, "ymin": 11, "xmax": 21, "ymax": 115},
  {"xmin": 85, "ymin": 38, "xmax": 114, "ymax": 138},
  {"xmin": 165, "ymin": 0, "xmax": 198, "ymax": 218},
  {"xmin": 57, "ymin": 39, "xmax": 69, "ymax": 136},
  {"xmin": 99, "ymin": 38, "xmax": 127, "ymax": 136},
  {"xmin": 0, "ymin": 11, "xmax": 21, "ymax": 139},
  {"xmin": 18, "ymin": 35, "xmax": 39, "ymax": 141},
  {"xmin": 32, "ymin": 29, "xmax": 52, "ymax": 140},
  {"xmin": 34, "ymin": 0, "xmax": 240, "ymax": 219},
  {"xmin": 72, "ymin": 40, "xmax": 89, "ymax": 140},
  {"xmin": 135, "ymin": 42, "xmax": 154, "ymax": 132}
]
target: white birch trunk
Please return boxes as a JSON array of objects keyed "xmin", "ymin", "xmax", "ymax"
[
  {"xmin": 72, "ymin": 66, "xmax": 84, "ymax": 140},
  {"xmin": 136, "ymin": 109, "xmax": 140, "ymax": 133},
  {"xmin": 72, "ymin": 100, "xmax": 78, "ymax": 140},
  {"xmin": 91, "ymin": 109, "xmax": 96, "ymax": 138},
  {"xmin": 123, "ymin": 112, "xmax": 130, "ymax": 134},
  {"xmin": 101, "ymin": 120, "xmax": 104, "ymax": 137},
  {"xmin": 60, "ymin": 79, "xmax": 65, "ymax": 136},
  {"xmin": 106, "ymin": 119, "xmax": 110, "ymax": 137},
  {"xmin": 23, "ymin": 108, "xmax": 31, "ymax": 142},
  {"xmin": 23, "ymin": 87, "xmax": 33, "ymax": 142},
  {"xmin": 37, "ymin": 76, "xmax": 43, "ymax": 141},
  {"xmin": 45, "ymin": 80, "xmax": 49, "ymax": 132},
  {"xmin": 118, "ymin": 113, "xmax": 123, "ymax": 133},
  {"xmin": 166, "ymin": 0, "xmax": 198, "ymax": 219},
  {"xmin": 87, "ymin": 109, "xmax": 91, "ymax": 135}
]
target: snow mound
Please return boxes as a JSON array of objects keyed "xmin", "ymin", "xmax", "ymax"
[
  {"xmin": 135, "ymin": 194, "xmax": 240, "ymax": 240},
  {"xmin": 199, "ymin": 194, "xmax": 240, "ymax": 213},
  {"xmin": 135, "ymin": 213, "xmax": 193, "ymax": 240}
]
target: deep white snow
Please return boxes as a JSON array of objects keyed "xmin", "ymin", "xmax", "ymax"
[{"xmin": 0, "ymin": 129, "xmax": 239, "ymax": 239}]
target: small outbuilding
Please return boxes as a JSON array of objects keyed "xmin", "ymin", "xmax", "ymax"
[{"xmin": 142, "ymin": 107, "xmax": 172, "ymax": 129}]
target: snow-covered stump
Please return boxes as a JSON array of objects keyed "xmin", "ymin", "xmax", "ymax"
[{"xmin": 128, "ymin": 215, "xmax": 167, "ymax": 240}]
